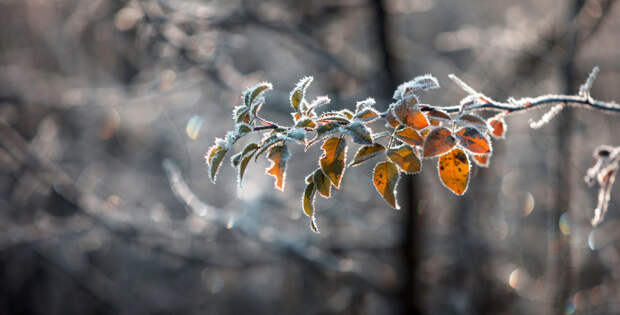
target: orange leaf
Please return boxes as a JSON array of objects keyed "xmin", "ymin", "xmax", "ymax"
[
  {"xmin": 373, "ymin": 161, "xmax": 400, "ymax": 209},
  {"xmin": 393, "ymin": 100, "xmax": 429, "ymax": 129},
  {"xmin": 472, "ymin": 153, "xmax": 491, "ymax": 168},
  {"xmin": 395, "ymin": 127, "xmax": 424, "ymax": 146},
  {"xmin": 350, "ymin": 143, "xmax": 385, "ymax": 167},
  {"xmin": 387, "ymin": 145, "xmax": 421, "ymax": 174},
  {"xmin": 266, "ymin": 144, "xmax": 290, "ymax": 191},
  {"xmin": 423, "ymin": 127, "xmax": 456, "ymax": 158},
  {"xmin": 438, "ymin": 148, "xmax": 470, "ymax": 195},
  {"xmin": 319, "ymin": 137, "xmax": 347, "ymax": 188},
  {"xmin": 455, "ymin": 127, "xmax": 492, "ymax": 154},
  {"xmin": 488, "ymin": 117, "xmax": 507, "ymax": 138},
  {"xmin": 422, "ymin": 107, "xmax": 451, "ymax": 126}
]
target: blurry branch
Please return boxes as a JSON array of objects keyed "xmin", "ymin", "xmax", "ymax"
[
  {"xmin": 0, "ymin": 118, "xmax": 394, "ymax": 296},
  {"xmin": 162, "ymin": 158, "xmax": 395, "ymax": 296}
]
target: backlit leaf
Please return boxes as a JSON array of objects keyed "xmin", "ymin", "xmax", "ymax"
[
  {"xmin": 313, "ymin": 169, "xmax": 332, "ymax": 198},
  {"xmin": 488, "ymin": 116, "xmax": 507, "ymax": 138},
  {"xmin": 385, "ymin": 106, "xmax": 400, "ymax": 128},
  {"xmin": 338, "ymin": 109, "xmax": 354, "ymax": 119},
  {"xmin": 387, "ymin": 145, "xmax": 421, "ymax": 174},
  {"xmin": 455, "ymin": 127, "xmax": 492, "ymax": 154},
  {"xmin": 245, "ymin": 82, "xmax": 273, "ymax": 107},
  {"xmin": 350, "ymin": 143, "xmax": 385, "ymax": 167},
  {"xmin": 472, "ymin": 153, "xmax": 491, "ymax": 168},
  {"xmin": 343, "ymin": 121, "xmax": 373, "ymax": 144},
  {"xmin": 423, "ymin": 127, "xmax": 456, "ymax": 158},
  {"xmin": 395, "ymin": 127, "xmax": 424, "ymax": 146},
  {"xmin": 310, "ymin": 216, "xmax": 320, "ymax": 233},
  {"xmin": 302, "ymin": 182, "xmax": 316, "ymax": 217},
  {"xmin": 422, "ymin": 107, "xmax": 451, "ymax": 126},
  {"xmin": 373, "ymin": 161, "xmax": 400, "ymax": 209},
  {"xmin": 205, "ymin": 142, "xmax": 228, "ymax": 183},
  {"xmin": 237, "ymin": 143, "xmax": 259, "ymax": 187},
  {"xmin": 438, "ymin": 148, "xmax": 470, "ymax": 195},
  {"xmin": 295, "ymin": 118, "xmax": 316, "ymax": 128},
  {"xmin": 393, "ymin": 99, "xmax": 429, "ymax": 129},
  {"xmin": 319, "ymin": 137, "xmax": 347, "ymax": 188},
  {"xmin": 457, "ymin": 113, "xmax": 488, "ymax": 131},
  {"xmin": 290, "ymin": 76, "xmax": 313, "ymax": 112},
  {"xmin": 254, "ymin": 133, "xmax": 284, "ymax": 161},
  {"xmin": 266, "ymin": 143, "xmax": 290, "ymax": 191},
  {"xmin": 353, "ymin": 107, "xmax": 380, "ymax": 123}
]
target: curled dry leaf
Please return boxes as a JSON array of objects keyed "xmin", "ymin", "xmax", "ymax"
[
  {"xmin": 387, "ymin": 145, "xmax": 421, "ymax": 174},
  {"xmin": 266, "ymin": 144, "xmax": 290, "ymax": 191},
  {"xmin": 373, "ymin": 161, "xmax": 400, "ymax": 209},
  {"xmin": 488, "ymin": 116, "xmax": 507, "ymax": 138},
  {"xmin": 423, "ymin": 127, "xmax": 456, "ymax": 158},
  {"xmin": 319, "ymin": 137, "xmax": 347, "ymax": 188},
  {"xmin": 313, "ymin": 169, "xmax": 332, "ymax": 198},
  {"xmin": 438, "ymin": 148, "xmax": 470, "ymax": 195},
  {"xmin": 393, "ymin": 100, "xmax": 429, "ymax": 129},
  {"xmin": 350, "ymin": 143, "xmax": 385, "ymax": 167},
  {"xmin": 395, "ymin": 127, "xmax": 424, "ymax": 146},
  {"xmin": 455, "ymin": 127, "xmax": 492, "ymax": 154},
  {"xmin": 472, "ymin": 153, "xmax": 491, "ymax": 168}
]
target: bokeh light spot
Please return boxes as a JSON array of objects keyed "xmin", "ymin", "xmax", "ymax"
[{"xmin": 186, "ymin": 116, "xmax": 204, "ymax": 140}]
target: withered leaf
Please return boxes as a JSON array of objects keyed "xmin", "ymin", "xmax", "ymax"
[
  {"xmin": 423, "ymin": 107, "xmax": 451, "ymax": 126},
  {"xmin": 373, "ymin": 161, "xmax": 400, "ymax": 209},
  {"xmin": 302, "ymin": 182, "xmax": 316, "ymax": 217},
  {"xmin": 488, "ymin": 116, "xmax": 507, "ymax": 138},
  {"xmin": 343, "ymin": 121, "xmax": 373, "ymax": 144},
  {"xmin": 438, "ymin": 148, "xmax": 470, "ymax": 195},
  {"xmin": 387, "ymin": 145, "xmax": 421, "ymax": 174},
  {"xmin": 353, "ymin": 107, "xmax": 380, "ymax": 122},
  {"xmin": 472, "ymin": 153, "xmax": 491, "ymax": 168},
  {"xmin": 423, "ymin": 127, "xmax": 456, "ymax": 158},
  {"xmin": 395, "ymin": 127, "xmax": 424, "ymax": 146},
  {"xmin": 457, "ymin": 113, "xmax": 488, "ymax": 131},
  {"xmin": 290, "ymin": 76, "xmax": 313, "ymax": 112},
  {"xmin": 393, "ymin": 100, "xmax": 429, "ymax": 129},
  {"xmin": 313, "ymin": 169, "xmax": 332, "ymax": 198},
  {"xmin": 385, "ymin": 106, "xmax": 400, "ymax": 128},
  {"xmin": 266, "ymin": 143, "xmax": 290, "ymax": 191},
  {"xmin": 319, "ymin": 137, "xmax": 347, "ymax": 188},
  {"xmin": 350, "ymin": 143, "xmax": 385, "ymax": 167},
  {"xmin": 455, "ymin": 127, "xmax": 492, "ymax": 154}
]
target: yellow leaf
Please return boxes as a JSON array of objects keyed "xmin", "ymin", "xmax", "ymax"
[
  {"xmin": 423, "ymin": 127, "xmax": 456, "ymax": 158},
  {"xmin": 373, "ymin": 161, "xmax": 400, "ymax": 209},
  {"xmin": 395, "ymin": 127, "xmax": 424, "ymax": 146},
  {"xmin": 350, "ymin": 143, "xmax": 385, "ymax": 167},
  {"xmin": 387, "ymin": 145, "xmax": 421, "ymax": 174},
  {"xmin": 455, "ymin": 127, "xmax": 492, "ymax": 154},
  {"xmin": 313, "ymin": 169, "xmax": 332, "ymax": 198},
  {"xmin": 438, "ymin": 148, "xmax": 470, "ymax": 195},
  {"xmin": 302, "ymin": 182, "xmax": 316, "ymax": 217},
  {"xmin": 319, "ymin": 137, "xmax": 347, "ymax": 188},
  {"xmin": 205, "ymin": 142, "xmax": 228, "ymax": 183},
  {"xmin": 353, "ymin": 108, "xmax": 380, "ymax": 122},
  {"xmin": 290, "ymin": 76, "xmax": 313, "ymax": 112},
  {"xmin": 266, "ymin": 144, "xmax": 290, "ymax": 191}
]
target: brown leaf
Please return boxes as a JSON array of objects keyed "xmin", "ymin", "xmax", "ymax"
[
  {"xmin": 457, "ymin": 113, "xmax": 488, "ymax": 131},
  {"xmin": 387, "ymin": 145, "xmax": 421, "ymax": 174},
  {"xmin": 302, "ymin": 182, "xmax": 316, "ymax": 217},
  {"xmin": 423, "ymin": 107, "xmax": 451, "ymax": 126},
  {"xmin": 319, "ymin": 137, "xmax": 347, "ymax": 188},
  {"xmin": 438, "ymin": 148, "xmax": 470, "ymax": 195},
  {"xmin": 393, "ymin": 100, "xmax": 429, "ymax": 129},
  {"xmin": 266, "ymin": 144, "xmax": 290, "ymax": 191},
  {"xmin": 373, "ymin": 161, "xmax": 400, "ymax": 209},
  {"xmin": 455, "ymin": 127, "xmax": 492, "ymax": 154},
  {"xmin": 423, "ymin": 127, "xmax": 456, "ymax": 158},
  {"xmin": 385, "ymin": 106, "xmax": 400, "ymax": 128},
  {"xmin": 395, "ymin": 127, "xmax": 424, "ymax": 146},
  {"xmin": 353, "ymin": 107, "xmax": 380, "ymax": 122},
  {"xmin": 313, "ymin": 169, "xmax": 332, "ymax": 198},
  {"xmin": 350, "ymin": 143, "xmax": 385, "ymax": 167}
]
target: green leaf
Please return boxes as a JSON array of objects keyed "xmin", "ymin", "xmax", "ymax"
[
  {"xmin": 343, "ymin": 121, "xmax": 373, "ymax": 144},
  {"xmin": 373, "ymin": 161, "xmax": 400, "ymax": 209},
  {"xmin": 254, "ymin": 133, "xmax": 284, "ymax": 161},
  {"xmin": 237, "ymin": 143, "xmax": 259, "ymax": 187},
  {"xmin": 303, "ymin": 182, "xmax": 316, "ymax": 217},
  {"xmin": 350, "ymin": 143, "xmax": 385, "ymax": 167},
  {"xmin": 313, "ymin": 169, "xmax": 332, "ymax": 198},
  {"xmin": 245, "ymin": 82, "xmax": 273, "ymax": 107},
  {"xmin": 295, "ymin": 118, "xmax": 316, "ymax": 128},
  {"xmin": 319, "ymin": 137, "xmax": 347, "ymax": 188},
  {"xmin": 290, "ymin": 76, "xmax": 313, "ymax": 112},
  {"xmin": 266, "ymin": 143, "xmax": 290, "ymax": 191},
  {"xmin": 205, "ymin": 140, "xmax": 228, "ymax": 183}
]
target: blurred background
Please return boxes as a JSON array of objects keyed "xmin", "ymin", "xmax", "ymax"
[{"xmin": 0, "ymin": 0, "xmax": 619, "ymax": 314}]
